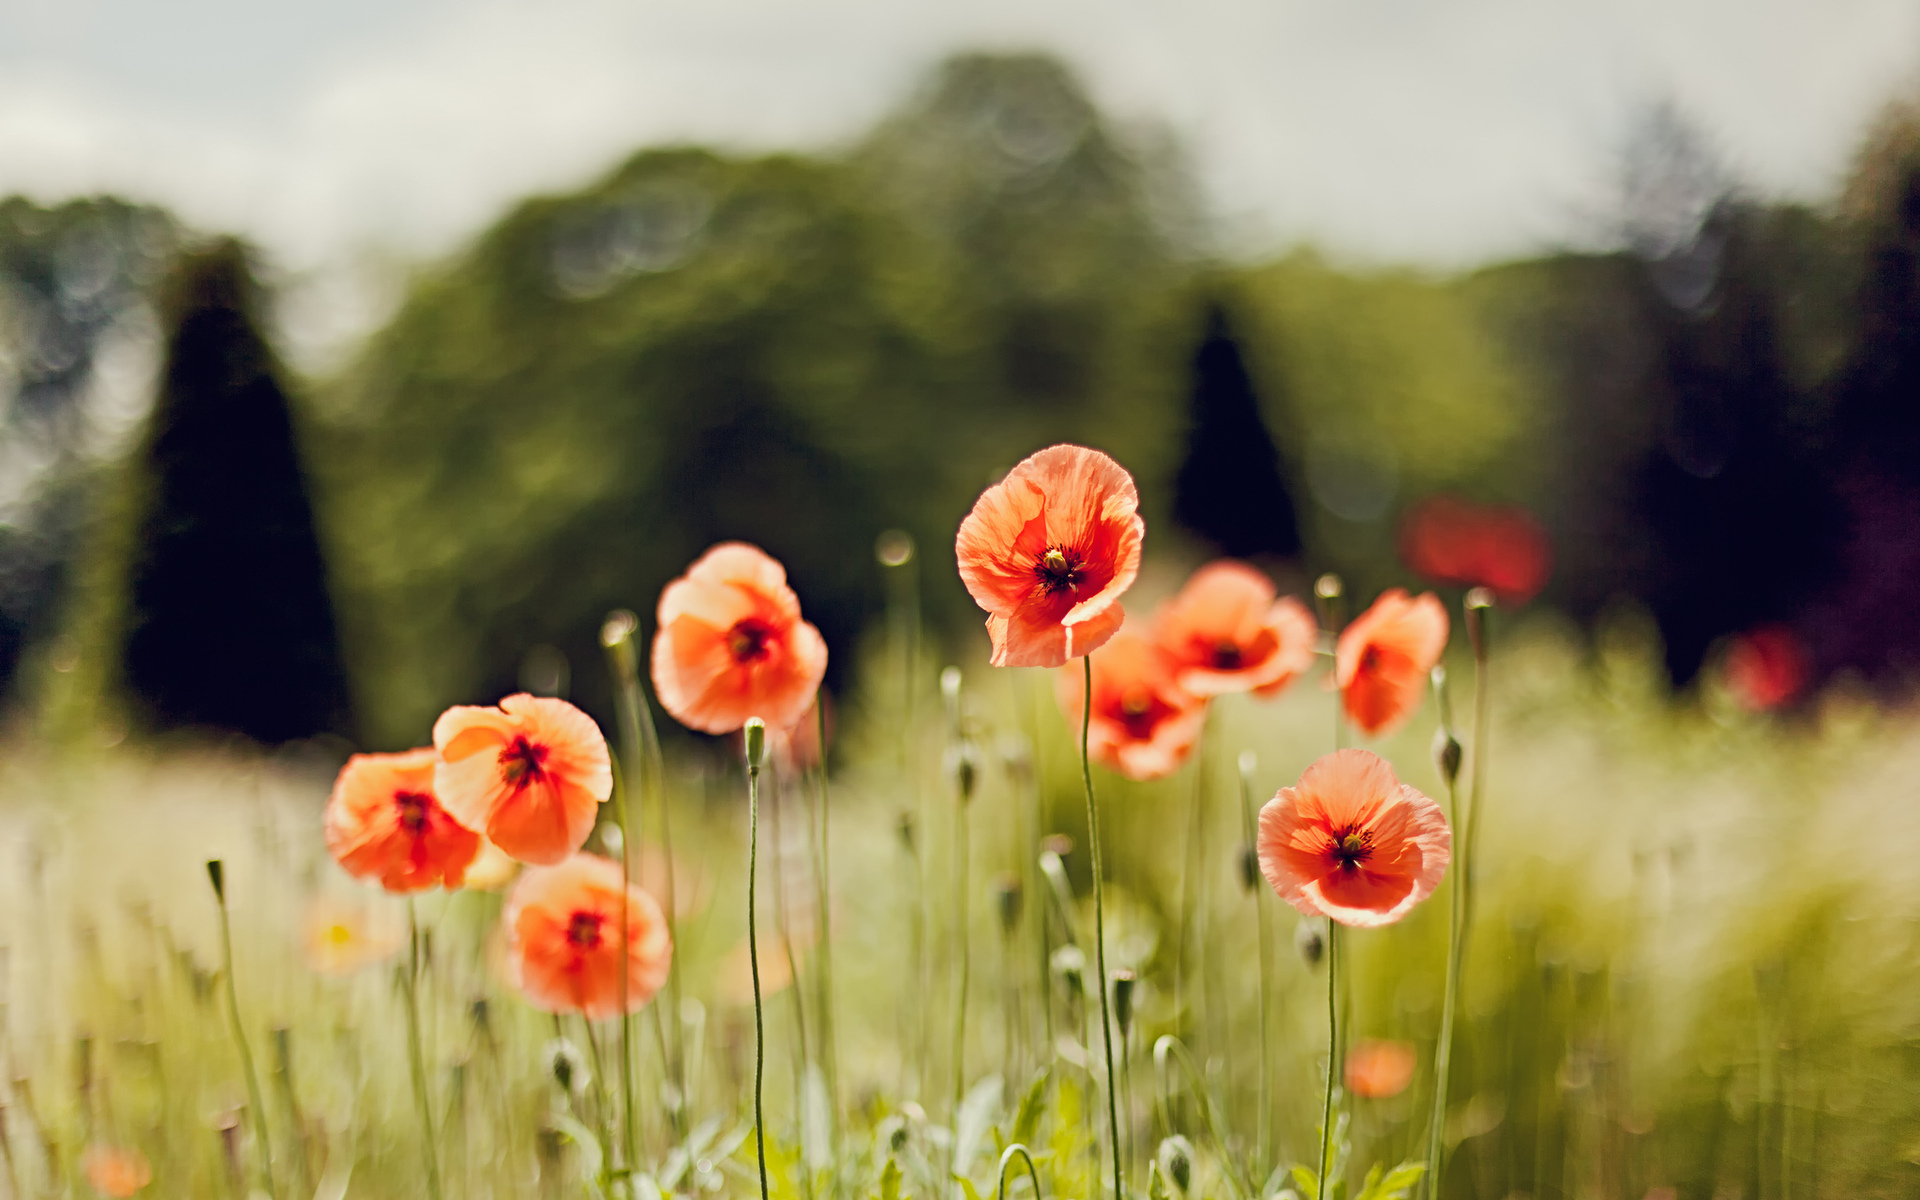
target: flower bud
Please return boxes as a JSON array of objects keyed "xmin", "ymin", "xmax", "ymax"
[
  {"xmin": 945, "ymin": 741, "xmax": 982, "ymax": 803},
  {"xmin": 1239, "ymin": 844, "xmax": 1260, "ymax": 893},
  {"xmin": 993, "ymin": 874, "xmax": 1023, "ymax": 934},
  {"xmin": 895, "ymin": 810, "xmax": 916, "ymax": 854},
  {"xmin": 1295, "ymin": 918, "xmax": 1325, "ymax": 968},
  {"xmin": 206, "ymin": 860, "xmax": 225, "ymax": 904},
  {"xmin": 940, "ymin": 666, "xmax": 963, "ymax": 731},
  {"xmin": 1156, "ymin": 1136, "xmax": 1195, "ymax": 1194},
  {"xmin": 744, "ymin": 718, "xmax": 766, "ymax": 771},
  {"xmin": 544, "ymin": 1037, "xmax": 589, "ymax": 1097},
  {"xmin": 1432, "ymin": 727, "xmax": 1462, "ymax": 787},
  {"xmin": 1041, "ymin": 833, "xmax": 1074, "ymax": 858},
  {"xmin": 1465, "ymin": 588, "xmax": 1493, "ymax": 659},
  {"xmin": 875, "ymin": 529, "xmax": 916, "ymax": 568},
  {"xmin": 1050, "ymin": 945, "xmax": 1085, "ymax": 993},
  {"xmin": 1111, "ymin": 969, "xmax": 1137, "ymax": 1038}
]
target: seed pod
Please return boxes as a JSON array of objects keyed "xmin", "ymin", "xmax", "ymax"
[
  {"xmin": 993, "ymin": 874, "xmax": 1024, "ymax": 934},
  {"xmin": 1156, "ymin": 1136, "xmax": 1196, "ymax": 1194},
  {"xmin": 1432, "ymin": 726, "xmax": 1463, "ymax": 787},
  {"xmin": 744, "ymin": 718, "xmax": 766, "ymax": 771},
  {"xmin": 1111, "ymin": 969, "xmax": 1138, "ymax": 1038},
  {"xmin": 1239, "ymin": 844, "xmax": 1260, "ymax": 893},
  {"xmin": 1295, "ymin": 918, "xmax": 1325, "ymax": 968}
]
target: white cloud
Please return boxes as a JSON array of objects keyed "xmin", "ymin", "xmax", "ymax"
[{"xmin": 0, "ymin": 0, "xmax": 1914, "ymax": 283}]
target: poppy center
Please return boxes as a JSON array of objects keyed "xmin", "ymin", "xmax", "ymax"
[
  {"xmin": 566, "ymin": 910, "xmax": 605, "ymax": 949},
  {"xmin": 394, "ymin": 791, "xmax": 433, "ymax": 834},
  {"xmin": 1359, "ymin": 645, "xmax": 1384, "ymax": 674},
  {"xmin": 1333, "ymin": 827, "xmax": 1374, "ymax": 871},
  {"xmin": 727, "ymin": 618, "xmax": 775, "ymax": 663},
  {"xmin": 500, "ymin": 735, "xmax": 550, "ymax": 790},
  {"xmin": 1210, "ymin": 642, "xmax": 1243, "ymax": 670},
  {"xmin": 1113, "ymin": 687, "xmax": 1171, "ymax": 740},
  {"xmin": 1034, "ymin": 545, "xmax": 1084, "ymax": 595}
]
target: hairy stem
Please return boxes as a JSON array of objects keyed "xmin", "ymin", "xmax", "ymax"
[{"xmin": 1080, "ymin": 654, "xmax": 1125, "ymax": 1200}]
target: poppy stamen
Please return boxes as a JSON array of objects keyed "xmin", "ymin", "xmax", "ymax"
[
  {"xmin": 394, "ymin": 791, "xmax": 432, "ymax": 834},
  {"xmin": 1333, "ymin": 827, "xmax": 1374, "ymax": 871},
  {"xmin": 725, "ymin": 618, "xmax": 775, "ymax": 664},
  {"xmin": 1034, "ymin": 545, "xmax": 1084, "ymax": 595},
  {"xmin": 499, "ymin": 735, "xmax": 550, "ymax": 790},
  {"xmin": 566, "ymin": 910, "xmax": 605, "ymax": 949},
  {"xmin": 1210, "ymin": 642, "xmax": 1243, "ymax": 670}
]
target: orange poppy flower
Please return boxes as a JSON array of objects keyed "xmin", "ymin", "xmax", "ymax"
[
  {"xmin": 1257, "ymin": 748, "xmax": 1450, "ymax": 928},
  {"xmin": 1723, "ymin": 624, "xmax": 1807, "ymax": 711},
  {"xmin": 1056, "ymin": 629, "xmax": 1208, "ymax": 781},
  {"xmin": 1155, "ymin": 561, "xmax": 1318, "ymax": 698},
  {"xmin": 1335, "ymin": 588, "xmax": 1449, "ymax": 738},
  {"xmin": 1345, "ymin": 1038, "xmax": 1417, "ymax": 1098},
  {"xmin": 325, "ymin": 749, "xmax": 481, "ymax": 892},
  {"xmin": 651, "ymin": 542, "xmax": 828, "ymax": 734},
  {"xmin": 503, "ymin": 853, "xmax": 673, "ymax": 1019},
  {"xmin": 81, "ymin": 1145, "xmax": 152, "ymax": 1197},
  {"xmin": 956, "ymin": 444, "xmax": 1145, "ymax": 668},
  {"xmin": 433, "ymin": 694, "xmax": 612, "ymax": 867}
]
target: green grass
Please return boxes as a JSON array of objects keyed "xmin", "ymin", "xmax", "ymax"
[{"xmin": 3, "ymin": 606, "xmax": 1918, "ymax": 1198}]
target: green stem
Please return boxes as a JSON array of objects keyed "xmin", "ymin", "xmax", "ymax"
[
  {"xmin": 1079, "ymin": 654, "xmax": 1125, "ymax": 1200},
  {"xmin": 208, "ymin": 862, "xmax": 277, "ymax": 1200},
  {"xmin": 1424, "ymin": 770, "xmax": 1465, "ymax": 1198},
  {"xmin": 952, "ymin": 771, "xmax": 972, "ymax": 1140},
  {"xmin": 813, "ymin": 700, "xmax": 842, "ymax": 1181},
  {"xmin": 403, "ymin": 900, "xmax": 443, "ymax": 1200},
  {"xmin": 613, "ymin": 778, "xmax": 637, "ymax": 1171},
  {"xmin": 748, "ymin": 760, "xmax": 772, "ymax": 1200},
  {"xmin": 996, "ymin": 1143, "xmax": 1044, "ymax": 1200},
  {"xmin": 1318, "ymin": 924, "xmax": 1339, "ymax": 1200},
  {"xmin": 1238, "ymin": 762, "xmax": 1274, "ymax": 1179}
]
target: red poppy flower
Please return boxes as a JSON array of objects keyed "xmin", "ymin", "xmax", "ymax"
[
  {"xmin": 433, "ymin": 694, "xmax": 612, "ymax": 866},
  {"xmin": 956, "ymin": 444, "xmax": 1145, "ymax": 668},
  {"xmin": 325, "ymin": 748, "xmax": 481, "ymax": 892},
  {"xmin": 1257, "ymin": 748, "xmax": 1450, "ymax": 928},
  {"xmin": 1055, "ymin": 629, "xmax": 1207, "ymax": 781},
  {"xmin": 1398, "ymin": 495, "xmax": 1551, "ymax": 605},
  {"xmin": 1723, "ymin": 624, "xmax": 1807, "ymax": 711},
  {"xmin": 1336, "ymin": 589, "xmax": 1449, "ymax": 738},
  {"xmin": 1345, "ymin": 1039, "xmax": 1417, "ymax": 1098},
  {"xmin": 503, "ymin": 853, "xmax": 673, "ymax": 1019},
  {"xmin": 1155, "ymin": 560, "xmax": 1318, "ymax": 698},
  {"xmin": 651, "ymin": 542, "xmax": 828, "ymax": 734}
]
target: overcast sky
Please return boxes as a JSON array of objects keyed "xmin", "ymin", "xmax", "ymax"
[{"xmin": 2, "ymin": 0, "xmax": 1916, "ymax": 276}]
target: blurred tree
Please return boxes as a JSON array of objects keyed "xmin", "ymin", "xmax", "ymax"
[
  {"xmin": 315, "ymin": 54, "xmax": 1196, "ymax": 748},
  {"xmin": 0, "ymin": 197, "xmax": 174, "ymax": 698},
  {"xmin": 1172, "ymin": 302, "xmax": 1301, "ymax": 562},
  {"xmin": 118, "ymin": 240, "xmax": 350, "ymax": 742}
]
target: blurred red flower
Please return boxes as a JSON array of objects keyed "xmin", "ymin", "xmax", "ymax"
[
  {"xmin": 1723, "ymin": 624, "xmax": 1808, "ymax": 711},
  {"xmin": 1345, "ymin": 1038, "xmax": 1418, "ymax": 1098},
  {"xmin": 651, "ymin": 542, "xmax": 828, "ymax": 734},
  {"xmin": 504, "ymin": 853, "xmax": 672, "ymax": 1019},
  {"xmin": 1398, "ymin": 495, "xmax": 1551, "ymax": 605},
  {"xmin": 956, "ymin": 444, "xmax": 1145, "ymax": 668},
  {"xmin": 1056, "ymin": 629, "xmax": 1207, "ymax": 781},
  {"xmin": 433, "ymin": 694, "xmax": 612, "ymax": 866},
  {"xmin": 81, "ymin": 1145, "xmax": 152, "ymax": 1197},
  {"xmin": 324, "ymin": 748, "xmax": 480, "ymax": 892},
  {"xmin": 1336, "ymin": 589, "xmax": 1450, "ymax": 739},
  {"xmin": 1154, "ymin": 560, "xmax": 1318, "ymax": 699}
]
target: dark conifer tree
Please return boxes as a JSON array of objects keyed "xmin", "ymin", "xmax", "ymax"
[
  {"xmin": 120, "ymin": 240, "xmax": 350, "ymax": 742},
  {"xmin": 1172, "ymin": 303, "xmax": 1302, "ymax": 560}
]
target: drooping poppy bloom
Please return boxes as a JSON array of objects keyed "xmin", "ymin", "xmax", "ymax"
[
  {"xmin": 503, "ymin": 853, "xmax": 673, "ymax": 1019},
  {"xmin": 1345, "ymin": 1038, "xmax": 1418, "ymax": 1098},
  {"xmin": 81, "ymin": 1145, "xmax": 152, "ymax": 1197},
  {"xmin": 1722, "ymin": 624, "xmax": 1808, "ymax": 711},
  {"xmin": 1257, "ymin": 748, "xmax": 1450, "ymax": 928},
  {"xmin": 956, "ymin": 444, "xmax": 1145, "ymax": 668},
  {"xmin": 1055, "ymin": 629, "xmax": 1208, "ymax": 781},
  {"xmin": 432, "ymin": 694, "xmax": 612, "ymax": 866},
  {"xmin": 1398, "ymin": 495, "xmax": 1552, "ymax": 606},
  {"xmin": 1336, "ymin": 589, "xmax": 1450, "ymax": 738},
  {"xmin": 651, "ymin": 542, "xmax": 828, "ymax": 734},
  {"xmin": 325, "ymin": 748, "xmax": 481, "ymax": 892},
  {"xmin": 1155, "ymin": 560, "xmax": 1318, "ymax": 698},
  {"xmin": 301, "ymin": 893, "xmax": 404, "ymax": 976}
]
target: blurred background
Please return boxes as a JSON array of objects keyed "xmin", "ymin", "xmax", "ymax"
[
  {"xmin": 5, "ymin": 3, "xmax": 1920, "ymax": 1198},
  {"xmin": 0, "ymin": 0, "xmax": 1915, "ymax": 746}
]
